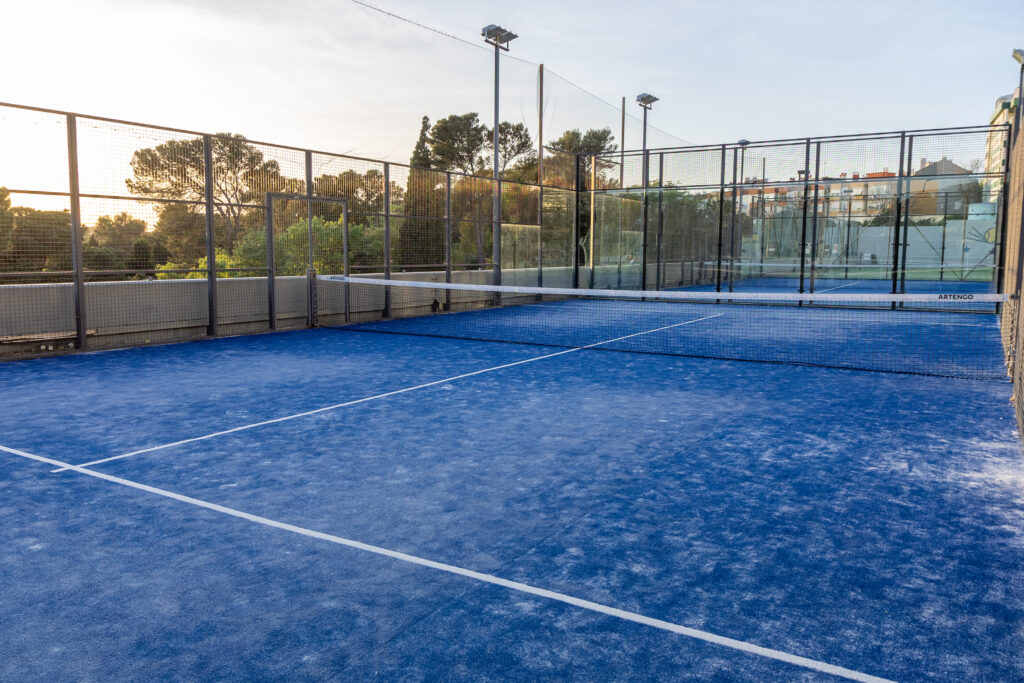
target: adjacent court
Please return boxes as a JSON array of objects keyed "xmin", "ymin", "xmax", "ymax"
[{"xmin": 2, "ymin": 285, "xmax": 1023, "ymax": 681}]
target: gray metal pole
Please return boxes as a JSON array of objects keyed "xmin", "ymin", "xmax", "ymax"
[
  {"xmin": 538, "ymin": 64, "xmax": 544, "ymax": 290},
  {"xmin": 618, "ymin": 96, "xmax": 625, "ymax": 289},
  {"xmin": 203, "ymin": 135, "xmax": 218, "ymax": 336},
  {"xmin": 890, "ymin": 132, "xmax": 907, "ymax": 303},
  {"xmin": 572, "ymin": 154, "xmax": 581, "ymax": 289},
  {"xmin": 940, "ymin": 192, "xmax": 947, "ymax": 281},
  {"xmin": 798, "ymin": 139, "xmax": 811, "ymax": 295},
  {"xmin": 899, "ymin": 136, "xmax": 914, "ymax": 294},
  {"xmin": 65, "ymin": 114, "xmax": 87, "ymax": 350},
  {"xmin": 445, "ymin": 172, "xmax": 453, "ymax": 310},
  {"xmin": 265, "ymin": 197, "xmax": 276, "ymax": 329},
  {"xmin": 808, "ymin": 142, "xmax": 822, "ymax": 293},
  {"xmin": 492, "ymin": 41, "xmax": 502, "ymax": 288},
  {"xmin": 342, "ymin": 206, "xmax": 350, "ymax": 323},
  {"xmin": 305, "ymin": 150, "xmax": 316, "ymax": 328},
  {"xmin": 715, "ymin": 145, "xmax": 726, "ymax": 293},
  {"xmin": 656, "ymin": 152, "xmax": 664, "ymax": 290},
  {"xmin": 727, "ymin": 148, "xmax": 738, "ymax": 293},
  {"xmin": 383, "ymin": 162, "xmax": 391, "ymax": 317},
  {"xmin": 641, "ymin": 107, "xmax": 649, "ymax": 290}
]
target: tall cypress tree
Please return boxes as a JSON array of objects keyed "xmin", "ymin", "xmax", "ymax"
[{"xmin": 410, "ymin": 116, "xmax": 432, "ymax": 169}]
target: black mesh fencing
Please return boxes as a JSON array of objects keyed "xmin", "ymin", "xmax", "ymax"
[{"xmin": 0, "ymin": 101, "xmax": 1017, "ymax": 374}]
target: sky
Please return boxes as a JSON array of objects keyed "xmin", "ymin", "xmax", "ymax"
[{"xmin": 1, "ymin": 0, "xmax": 1022, "ymax": 171}]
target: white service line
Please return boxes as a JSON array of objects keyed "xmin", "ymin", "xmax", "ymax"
[
  {"xmin": 53, "ymin": 313, "xmax": 725, "ymax": 472},
  {"xmin": 3, "ymin": 442, "xmax": 893, "ymax": 683}
]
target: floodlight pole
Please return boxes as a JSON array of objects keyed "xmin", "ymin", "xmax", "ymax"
[
  {"xmin": 637, "ymin": 93, "xmax": 657, "ymax": 290},
  {"xmin": 483, "ymin": 25, "xmax": 517, "ymax": 292},
  {"xmin": 492, "ymin": 39, "xmax": 500, "ymax": 288}
]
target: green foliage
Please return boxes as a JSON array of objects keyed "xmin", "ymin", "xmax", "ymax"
[
  {"xmin": 410, "ymin": 116, "xmax": 432, "ymax": 169},
  {"xmin": 88, "ymin": 212, "xmax": 146, "ymax": 248},
  {"xmin": 427, "ymin": 113, "xmax": 490, "ymax": 176},
  {"xmin": 127, "ymin": 134, "xmax": 292, "ymax": 252}
]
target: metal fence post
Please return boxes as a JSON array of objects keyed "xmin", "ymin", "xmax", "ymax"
[
  {"xmin": 383, "ymin": 162, "xmax": 391, "ymax": 317},
  {"xmin": 656, "ymin": 152, "xmax": 665, "ymax": 290},
  {"xmin": 572, "ymin": 154, "xmax": 581, "ymax": 289},
  {"xmin": 808, "ymin": 142, "xmax": 822, "ymax": 293},
  {"xmin": 305, "ymin": 150, "xmax": 317, "ymax": 327},
  {"xmin": 342, "ymin": 206, "xmax": 350, "ymax": 323},
  {"xmin": 265, "ymin": 197, "xmax": 276, "ymax": 329},
  {"xmin": 640, "ymin": 150, "xmax": 650, "ymax": 290},
  {"xmin": 798, "ymin": 139, "xmax": 812, "ymax": 295},
  {"xmin": 203, "ymin": 135, "xmax": 218, "ymax": 336},
  {"xmin": 891, "ymin": 132, "xmax": 907, "ymax": 302},
  {"xmin": 715, "ymin": 144, "xmax": 727, "ymax": 293},
  {"xmin": 727, "ymin": 148, "xmax": 738, "ymax": 293},
  {"xmin": 589, "ymin": 155, "xmax": 597, "ymax": 288},
  {"xmin": 65, "ymin": 114, "xmax": 87, "ymax": 350},
  {"xmin": 898, "ymin": 136, "xmax": 914, "ymax": 294},
  {"xmin": 445, "ymin": 172, "xmax": 452, "ymax": 310},
  {"xmin": 537, "ymin": 182, "xmax": 544, "ymax": 290}
]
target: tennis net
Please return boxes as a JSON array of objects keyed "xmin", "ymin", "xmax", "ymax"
[{"xmin": 318, "ymin": 276, "xmax": 1010, "ymax": 380}]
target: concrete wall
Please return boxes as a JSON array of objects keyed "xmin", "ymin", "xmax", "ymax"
[{"xmin": 0, "ymin": 264, "xmax": 710, "ymax": 359}]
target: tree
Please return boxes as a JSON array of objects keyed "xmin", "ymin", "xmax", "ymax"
[
  {"xmin": 410, "ymin": 116, "xmax": 432, "ymax": 169},
  {"xmin": 427, "ymin": 113, "xmax": 490, "ymax": 176},
  {"xmin": 494, "ymin": 122, "xmax": 533, "ymax": 174},
  {"xmin": 0, "ymin": 188, "xmax": 12, "ymax": 255},
  {"xmin": 127, "ymin": 134, "xmax": 291, "ymax": 252},
  {"xmin": 2, "ymin": 208, "xmax": 72, "ymax": 272},
  {"xmin": 546, "ymin": 128, "xmax": 618, "ymax": 185},
  {"xmin": 88, "ymin": 212, "xmax": 146, "ymax": 249},
  {"xmin": 152, "ymin": 203, "xmax": 207, "ymax": 267}
]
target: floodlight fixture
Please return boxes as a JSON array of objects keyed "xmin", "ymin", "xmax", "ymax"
[
  {"xmin": 482, "ymin": 25, "xmax": 517, "ymax": 49},
  {"xmin": 1013, "ymin": 48, "xmax": 1024, "ymax": 65},
  {"xmin": 636, "ymin": 93, "xmax": 659, "ymax": 108},
  {"xmin": 738, "ymin": 139, "xmax": 750, "ymax": 146}
]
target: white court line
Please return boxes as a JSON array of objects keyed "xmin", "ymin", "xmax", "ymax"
[
  {"xmin": 814, "ymin": 281, "xmax": 863, "ymax": 293},
  {"xmin": 54, "ymin": 313, "xmax": 725, "ymax": 472},
  {"xmin": 3, "ymin": 442, "xmax": 892, "ymax": 682}
]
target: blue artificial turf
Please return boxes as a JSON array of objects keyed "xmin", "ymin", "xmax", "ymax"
[{"xmin": 1, "ymin": 325, "xmax": 1022, "ymax": 681}]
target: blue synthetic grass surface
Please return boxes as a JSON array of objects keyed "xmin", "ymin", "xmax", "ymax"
[
  {"xmin": 347, "ymin": 297, "xmax": 1006, "ymax": 379},
  {"xmin": 1, "ymin": 327, "xmax": 1023, "ymax": 681}
]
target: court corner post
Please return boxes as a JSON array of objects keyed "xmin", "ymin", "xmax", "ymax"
[
  {"xmin": 203, "ymin": 134, "xmax": 218, "ymax": 337},
  {"xmin": 65, "ymin": 114, "xmax": 87, "ymax": 350}
]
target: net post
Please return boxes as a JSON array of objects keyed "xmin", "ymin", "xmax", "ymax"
[
  {"xmin": 890, "ymin": 132, "xmax": 907, "ymax": 307},
  {"xmin": 573, "ymin": 153, "xmax": 581, "ymax": 289},
  {"xmin": 445, "ymin": 172, "xmax": 453, "ymax": 310},
  {"xmin": 656, "ymin": 152, "xmax": 665, "ymax": 291},
  {"xmin": 342, "ymin": 205, "xmax": 350, "ymax": 323},
  {"xmin": 715, "ymin": 144, "xmax": 726, "ymax": 293},
  {"xmin": 641, "ymin": 149, "xmax": 650, "ymax": 291},
  {"xmin": 808, "ymin": 142, "xmax": 822, "ymax": 294},
  {"xmin": 203, "ymin": 134, "xmax": 218, "ymax": 336},
  {"xmin": 898, "ymin": 135, "xmax": 914, "ymax": 295},
  {"xmin": 65, "ymin": 114, "xmax": 87, "ymax": 350},
  {"xmin": 265, "ymin": 195, "xmax": 276, "ymax": 330},
  {"xmin": 798, "ymin": 139, "xmax": 811, "ymax": 297},
  {"xmin": 383, "ymin": 162, "xmax": 391, "ymax": 317}
]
